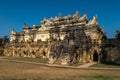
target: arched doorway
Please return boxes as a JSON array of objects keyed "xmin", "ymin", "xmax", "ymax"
[
  {"xmin": 43, "ymin": 50, "xmax": 46, "ymax": 56},
  {"xmin": 93, "ymin": 50, "xmax": 98, "ymax": 62}
]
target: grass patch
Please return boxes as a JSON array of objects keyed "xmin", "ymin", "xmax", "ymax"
[
  {"xmin": 70, "ymin": 62, "xmax": 83, "ymax": 66},
  {"xmin": 50, "ymin": 74, "xmax": 120, "ymax": 80},
  {"xmin": 90, "ymin": 63, "xmax": 120, "ymax": 68},
  {"xmin": 75, "ymin": 74, "xmax": 120, "ymax": 80}
]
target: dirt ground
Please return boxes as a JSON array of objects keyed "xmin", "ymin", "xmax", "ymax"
[{"xmin": 0, "ymin": 61, "xmax": 120, "ymax": 80}]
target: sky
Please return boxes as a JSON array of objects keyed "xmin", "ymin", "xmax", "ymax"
[{"xmin": 0, "ymin": 0, "xmax": 120, "ymax": 38}]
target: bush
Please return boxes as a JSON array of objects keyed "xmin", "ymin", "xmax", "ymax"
[{"xmin": 105, "ymin": 47, "xmax": 120, "ymax": 64}]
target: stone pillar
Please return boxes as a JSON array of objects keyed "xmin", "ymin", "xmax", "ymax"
[
  {"xmin": 82, "ymin": 50, "xmax": 87, "ymax": 63},
  {"xmin": 79, "ymin": 54, "xmax": 82, "ymax": 62},
  {"xmin": 98, "ymin": 53, "xmax": 100, "ymax": 63},
  {"xmin": 87, "ymin": 53, "xmax": 91, "ymax": 62},
  {"xmin": 12, "ymin": 43, "xmax": 15, "ymax": 57},
  {"xmin": 12, "ymin": 49, "xmax": 15, "ymax": 57},
  {"xmin": 49, "ymin": 55, "xmax": 55, "ymax": 64}
]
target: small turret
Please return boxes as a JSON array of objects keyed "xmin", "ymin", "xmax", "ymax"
[
  {"xmin": 80, "ymin": 13, "xmax": 88, "ymax": 21},
  {"xmin": 43, "ymin": 17, "xmax": 47, "ymax": 21},
  {"xmin": 23, "ymin": 22, "xmax": 29, "ymax": 29},
  {"xmin": 57, "ymin": 13, "xmax": 62, "ymax": 20},
  {"xmin": 116, "ymin": 30, "xmax": 120, "ymax": 39},
  {"xmin": 10, "ymin": 28, "xmax": 16, "ymax": 42},
  {"xmin": 73, "ymin": 11, "xmax": 80, "ymax": 19},
  {"xmin": 58, "ymin": 13, "xmax": 62, "ymax": 17},
  {"xmin": 11, "ymin": 28, "xmax": 16, "ymax": 34},
  {"xmin": 12, "ymin": 28, "xmax": 14, "ymax": 32},
  {"xmin": 86, "ymin": 15, "xmax": 98, "ymax": 26}
]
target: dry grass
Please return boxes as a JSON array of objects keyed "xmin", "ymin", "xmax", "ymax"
[
  {"xmin": 0, "ymin": 61, "xmax": 120, "ymax": 80},
  {"xmin": 2, "ymin": 57, "xmax": 49, "ymax": 63}
]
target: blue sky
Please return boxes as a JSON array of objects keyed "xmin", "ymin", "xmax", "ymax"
[{"xmin": 0, "ymin": 0, "xmax": 120, "ymax": 38}]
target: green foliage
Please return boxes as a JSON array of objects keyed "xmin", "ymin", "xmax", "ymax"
[
  {"xmin": 106, "ymin": 47, "xmax": 120, "ymax": 64},
  {"xmin": 76, "ymin": 75, "xmax": 119, "ymax": 80},
  {"xmin": 90, "ymin": 63, "xmax": 120, "ymax": 68}
]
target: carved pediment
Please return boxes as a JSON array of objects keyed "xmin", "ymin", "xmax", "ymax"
[{"xmin": 38, "ymin": 25, "xmax": 48, "ymax": 31}]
